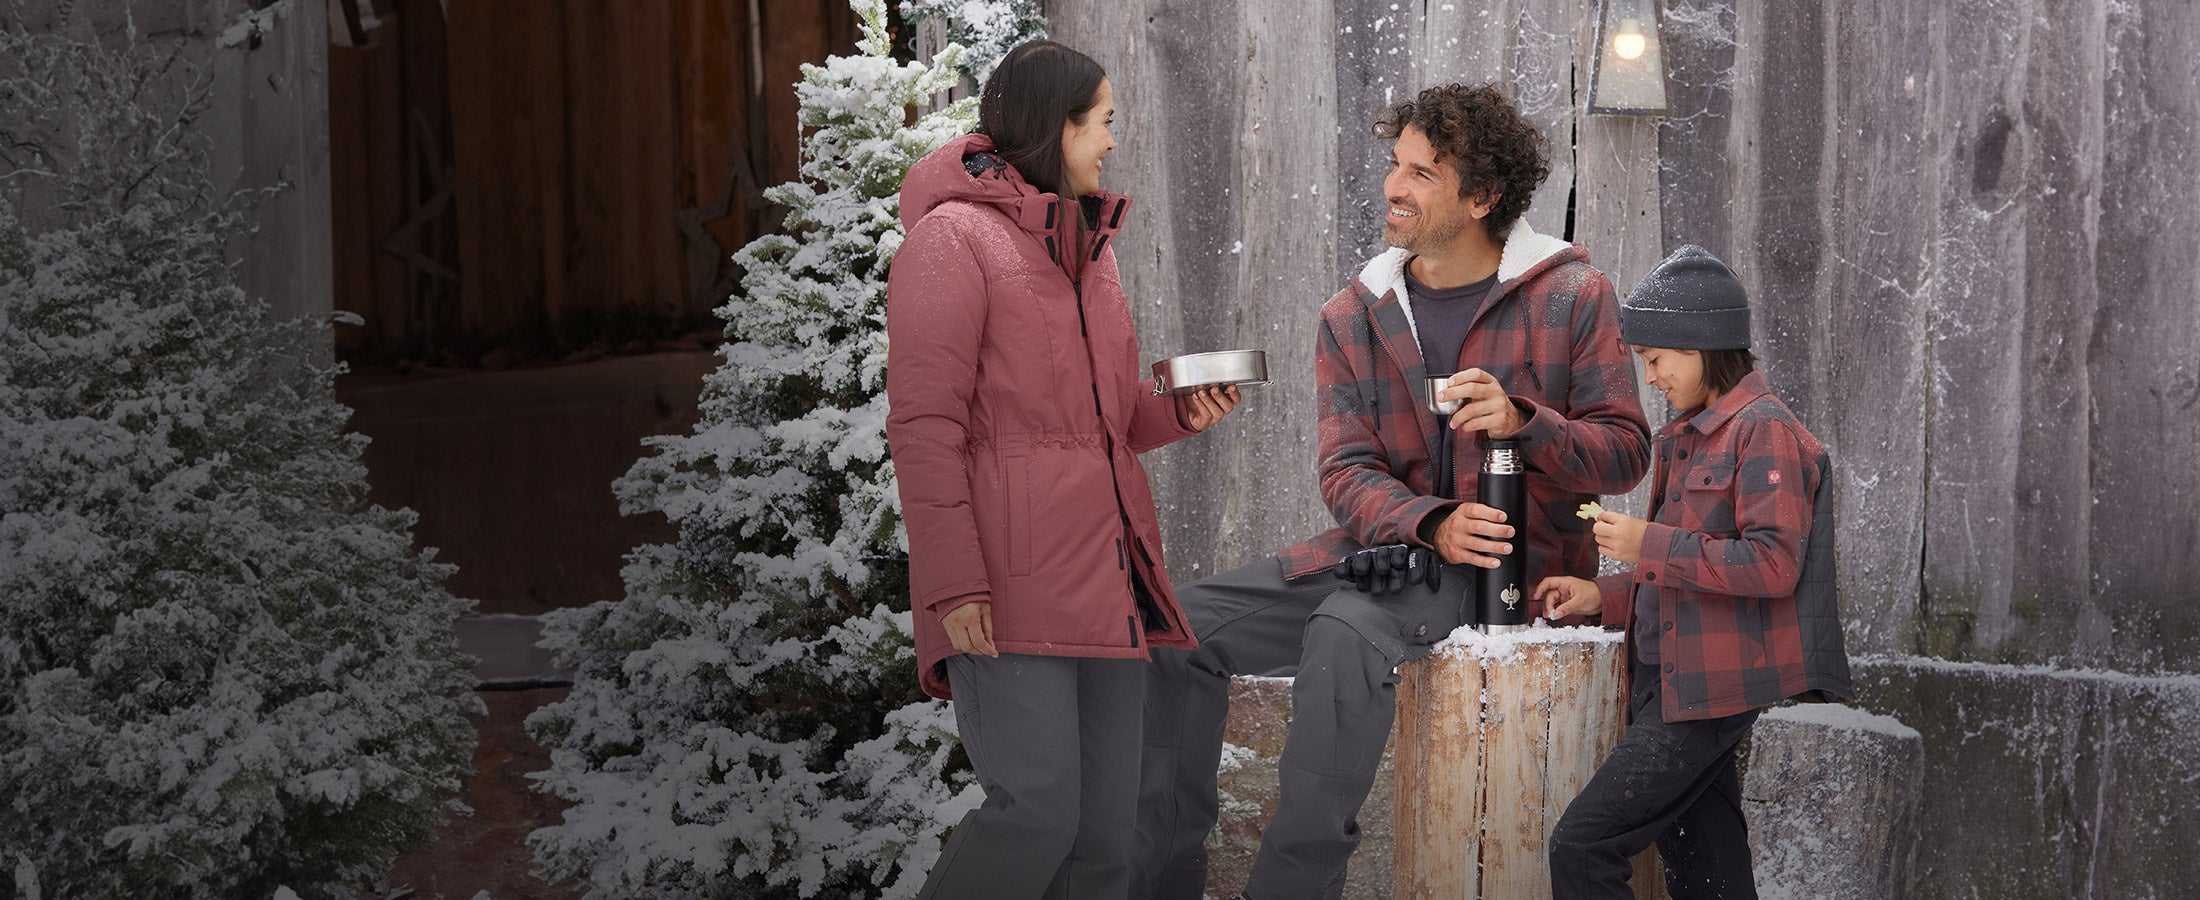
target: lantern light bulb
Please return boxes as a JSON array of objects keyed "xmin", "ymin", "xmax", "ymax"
[{"xmin": 1614, "ymin": 19, "xmax": 1647, "ymax": 61}]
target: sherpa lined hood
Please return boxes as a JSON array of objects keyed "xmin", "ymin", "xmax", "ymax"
[{"xmin": 1355, "ymin": 219, "xmax": 1583, "ymax": 342}]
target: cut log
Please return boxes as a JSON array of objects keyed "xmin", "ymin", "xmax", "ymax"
[
  {"xmin": 1393, "ymin": 625, "xmax": 1663, "ymax": 899},
  {"xmin": 1744, "ymin": 703, "xmax": 1924, "ymax": 899}
]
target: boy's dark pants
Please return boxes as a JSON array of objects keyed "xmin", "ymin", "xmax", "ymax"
[{"xmin": 1548, "ymin": 657, "xmax": 1761, "ymax": 900}]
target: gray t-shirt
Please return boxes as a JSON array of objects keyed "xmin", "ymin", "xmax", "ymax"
[{"xmin": 1405, "ymin": 267, "xmax": 1498, "ymax": 375}]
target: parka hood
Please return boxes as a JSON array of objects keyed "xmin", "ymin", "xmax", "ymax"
[{"xmin": 899, "ymin": 133, "xmax": 1134, "ymax": 267}]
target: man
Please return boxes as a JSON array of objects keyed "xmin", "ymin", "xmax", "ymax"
[{"xmin": 1133, "ymin": 83, "xmax": 1652, "ymax": 900}]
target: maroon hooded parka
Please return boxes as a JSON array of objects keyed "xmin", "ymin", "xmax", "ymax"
[{"xmin": 886, "ymin": 134, "xmax": 1200, "ymax": 700}]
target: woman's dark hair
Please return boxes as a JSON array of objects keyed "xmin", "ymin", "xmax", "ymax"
[
  {"xmin": 1372, "ymin": 82, "xmax": 1551, "ymax": 241},
  {"xmin": 979, "ymin": 40, "xmax": 1106, "ymax": 273},
  {"xmin": 1701, "ymin": 348, "xmax": 1759, "ymax": 396},
  {"xmin": 980, "ymin": 40, "xmax": 1105, "ymax": 199}
]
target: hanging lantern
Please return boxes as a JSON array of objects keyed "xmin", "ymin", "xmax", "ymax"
[{"xmin": 1587, "ymin": 0, "xmax": 1669, "ymax": 116}]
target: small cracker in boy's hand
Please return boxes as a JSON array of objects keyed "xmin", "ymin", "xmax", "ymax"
[{"xmin": 1577, "ymin": 501, "xmax": 1605, "ymax": 520}]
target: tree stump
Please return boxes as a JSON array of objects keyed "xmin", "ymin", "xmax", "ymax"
[
  {"xmin": 1393, "ymin": 625, "xmax": 1665, "ymax": 899},
  {"xmin": 1743, "ymin": 703, "xmax": 1924, "ymax": 899}
]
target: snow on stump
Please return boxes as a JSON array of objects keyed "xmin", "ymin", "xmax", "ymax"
[
  {"xmin": 1393, "ymin": 624, "xmax": 1666, "ymax": 899},
  {"xmin": 1744, "ymin": 703, "xmax": 1924, "ymax": 899}
]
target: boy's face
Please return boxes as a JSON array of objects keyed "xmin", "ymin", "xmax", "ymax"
[{"xmin": 1632, "ymin": 345, "xmax": 1714, "ymax": 411}]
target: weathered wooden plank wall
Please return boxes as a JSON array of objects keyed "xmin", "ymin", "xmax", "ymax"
[
  {"xmin": 329, "ymin": 0, "xmax": 857, "ymax": 358},
  {"xmin": 1049, "ymin": 0, "xmax": 1340, "ymax": 576},
  {"xmin": 1658, "ymin": 0, "xmax": 2200, "ymax": 673},
  {"xmin": 1049, "ymin": 1, "xmax": 2199, "ymax": 895},
  {"xmin": 1052, "ymin": 0, "xmax": 1605, "ymax": 580},
  {"xmin": 1057, "ymin": 0, "xmax": 2199, "ymax": 668}
]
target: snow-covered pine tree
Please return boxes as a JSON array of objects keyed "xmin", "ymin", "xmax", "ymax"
[
  {"xmin": 901, "ymin": 0, "xmax": 1046, "ymax": 80},
  {"xmin": 0, "ymin": 26, "xmax": 479, "ymax": 900},
  {"xmin": 524, "ymin": 2, "xmax": 1040, "ymax": 898}
]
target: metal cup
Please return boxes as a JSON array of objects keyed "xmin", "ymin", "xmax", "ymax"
[{"xmin": 1426, "ymin": 374, "xmax": 1462, "ymax": 416}]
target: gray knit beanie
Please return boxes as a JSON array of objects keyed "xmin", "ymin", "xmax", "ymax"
[{"xmin": 1618, "ymin": 245, "xmax": 1751, "ymax": 350}]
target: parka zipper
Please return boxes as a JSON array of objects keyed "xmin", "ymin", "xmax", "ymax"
[{"xmin": 1073, "ymin": 278, "xmax": 1169, "ymax": 647}]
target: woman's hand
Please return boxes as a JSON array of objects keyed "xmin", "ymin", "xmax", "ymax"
[
  {"xmin": 1591, "ymin": 511, "xmax": 1649, "ymax": 564},
  {"xmin": 1535, "ymin": 576, "xmax": 1602, "ymax": 619},
  {"xmin": 942, "ymin": 601, "xmax": 998, "ymax": 657},
  {"xmin": 1177, "ymin": 384, "xmax": 1242, "ymax": 432}
]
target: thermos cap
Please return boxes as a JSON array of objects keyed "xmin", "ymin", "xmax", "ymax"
[{"xmin": 1482, "ymin": 438, "xmax": 1524, "ymax": 475}]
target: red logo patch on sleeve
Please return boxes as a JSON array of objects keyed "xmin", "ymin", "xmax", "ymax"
[{"xmin": 1767, "ymin": 470, "xmax": 1782, "ymax": 485}]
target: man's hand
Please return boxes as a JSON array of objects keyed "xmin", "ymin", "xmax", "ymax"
[
  {"xmin": 1438, "ymin": 368, "xmax": 1527, "ymax": 439},
  {"xmin": 942, "ymin": 601, "xmax": 998, "ymax": 657},
  {"xmin": 1535, "ymin": 576, "xmax": 1602, "ymax": 619},
  {"xmin": 1591, "ymin": 511, "xmax": 1649, "ymax": 564},
  {"xmin": 1333, "ymin": 544, "xmax": 1441, "ymax": 596},
  {"xmin": 1432, "ymin": 502, "xmax": 1514, "ymax": 568},
  {"xmin": 1177, "ymin": 384, "xmax": 1242, "ymax": 432}
]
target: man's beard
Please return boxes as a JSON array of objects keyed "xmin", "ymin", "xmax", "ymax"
[{"xmin": 1384, "ymin": 204, "xmax": 1470, "ymax": 253}]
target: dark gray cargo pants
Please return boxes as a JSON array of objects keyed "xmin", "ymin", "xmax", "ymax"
[
  {"xmin": 1132, "ymin": 556, "xmax": 1469, "ymax": 900},
  {"xmin": 919, "ymin": 652, "xmax": 1147, "ymax": 900}
]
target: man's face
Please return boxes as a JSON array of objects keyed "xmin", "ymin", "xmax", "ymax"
[{"xmin": 1382, "ymin": 126, "xmax": 1482, "ymax": 253}]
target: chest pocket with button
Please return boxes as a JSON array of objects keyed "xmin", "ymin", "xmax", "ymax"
[{"xmin": 1672, "ymin": 457, "xmax": 1738, "ymax": 536}]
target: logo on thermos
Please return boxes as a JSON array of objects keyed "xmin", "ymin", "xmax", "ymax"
[{"xmin": 1501, "ymin": 584, "xmax": 1521, "ymax": 610}]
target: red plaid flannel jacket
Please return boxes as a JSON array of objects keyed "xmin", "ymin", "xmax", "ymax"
[
  {"xmin": 1275, "ymin": 224, "xmax": 1652, "ymax": 603},
  {"xmin": 1598, "ymin": 370, "xmax": 1854, "ymax": 722}
]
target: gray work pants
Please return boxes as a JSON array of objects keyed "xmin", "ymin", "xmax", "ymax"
[
  {"xmin": 918, "ymin": 652, "xmax": 1147, "ymax": 900},
  {"xmin": 1133, "ymin": 556, "xmax": 1468, "ymax": 900}
]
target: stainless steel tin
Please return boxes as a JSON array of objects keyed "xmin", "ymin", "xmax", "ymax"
[{"xmin": 1151, "ymin": 349, "xmax": 1269, "ymax": 395}]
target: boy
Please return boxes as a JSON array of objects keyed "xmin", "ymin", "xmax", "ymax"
[{"xmin": 1537, "ymin": 245, "xmax": 1853, "ymax": 899}]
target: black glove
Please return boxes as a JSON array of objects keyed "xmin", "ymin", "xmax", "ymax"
[{"xmin": 1331, "ymin": 543, "xmax": 1442, "ymax": 596}]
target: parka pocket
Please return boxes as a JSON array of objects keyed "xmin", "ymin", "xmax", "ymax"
[{"xmin": 1003, "ymin": 450, "xmax": 1034, "ymax": 577}]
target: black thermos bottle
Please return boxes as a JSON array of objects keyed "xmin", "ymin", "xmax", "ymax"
[{"xmin": 1476, "ymin": 438, "xmax": 1529, "ymax": 631}]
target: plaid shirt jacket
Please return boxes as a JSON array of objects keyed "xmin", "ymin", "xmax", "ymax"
[
  {"xmin": 1275, "ymin": 225, "xmax": 1651, "ymax": 606},
  {"xmin": 1597, "ymin": 370, "xmax": 1855, "ymax": 722}
]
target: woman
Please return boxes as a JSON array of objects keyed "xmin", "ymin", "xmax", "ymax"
[{"xmin": 884, "ymin": 40, "xmax": 1240, "ymax": 899}]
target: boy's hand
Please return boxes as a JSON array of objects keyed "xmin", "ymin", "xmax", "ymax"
[
  {"xmin": 1432, "ymin": 501, "xmax": 1514, "ymax": 568},
  {"xmin": 1439, "ymin": 368, "xmax": 1527, "ymax": 439},
  {"xmin": 1536, "ymin": 576, "xmax": 1602, "ymax": 619},
  {"xmin": 1591, "ymin": 511, "xmax": 1648, "ymax": 564}
]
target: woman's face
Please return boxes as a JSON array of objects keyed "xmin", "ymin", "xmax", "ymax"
[
  {"xmin": 1633, "ymin": 345, "xmax": 1715, "ymax": 411},
  {"xmin": 1060, "ymin": 78, "xmax": 1115, "ymax": 197}
]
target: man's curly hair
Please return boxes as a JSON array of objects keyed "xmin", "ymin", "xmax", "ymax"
[{"xmin": 1373, "ymin": 83, "xmax": 1551, "ymax": 241}]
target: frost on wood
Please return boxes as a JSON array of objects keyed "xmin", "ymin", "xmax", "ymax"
[
  {"xmin": 521, "ymin": 2, "xmax": 1036, "ymax": 897},
  {"xmin": 0, "ymin": 26, "xmax": 478, "ymax": 900},
  {"xmin": 1743, "ymin": 704, "xmax": 1924, "ymax": 900}
]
